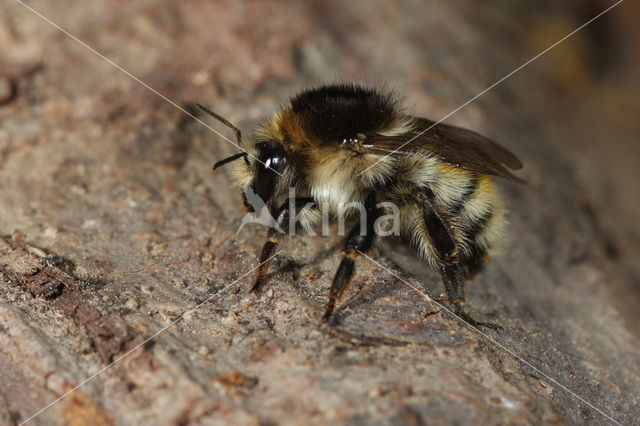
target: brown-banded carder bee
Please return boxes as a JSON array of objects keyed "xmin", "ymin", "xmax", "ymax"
[{"xmin": 200, "ymin": 83, "xmax": 523, "ymax": 330}]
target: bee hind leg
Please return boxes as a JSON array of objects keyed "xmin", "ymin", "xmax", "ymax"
[
  {"xmin": 454, "ymin": 300, "xmax": 503, "ymax": 332},
  {"xmin": 440, "ymin": 262, "xmax": 501, "ymax": 330},
  {"xmin": 421, "ymin": 194, "xmax": 502, "ymax": 332}
]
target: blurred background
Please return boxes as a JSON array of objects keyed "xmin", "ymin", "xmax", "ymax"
[{"xmin": 1, "ymin": 1, "xmax": 639, "ymax": 424}]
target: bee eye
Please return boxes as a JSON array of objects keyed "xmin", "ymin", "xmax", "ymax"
[{"xmin": 253, "ymin": 142, "xmax": 288, "ymax": 203}]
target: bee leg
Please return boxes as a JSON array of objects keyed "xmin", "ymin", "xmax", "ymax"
[
  {"xmin": 444, "ymin": 263, "xmax": 502, "ymax": 332},
  {"xmin": 250, "ymin": 229, "xmax": 282, "ymax": 294},
  {"xmin": 321, "ymin": 229, "xmax": 371, "ymax": 323},
  {"xmin": 322, "ymin": 195, "xmax": 380, "ymax": 323},
  {"xmin": 422, "ymin": 195, "xmax": 502, "ymax": 331},
  {"xmin": 250, "ymin": 197, "xmax": 315, "ymax": 293},
  {"xmin": 454, "ymin": 301, "xmax": 502, "ymax": 332}
]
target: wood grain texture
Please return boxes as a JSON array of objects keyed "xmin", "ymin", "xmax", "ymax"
[{"xmin": 1, "ymin": 0, "xmax": 639, "ymax": 424}]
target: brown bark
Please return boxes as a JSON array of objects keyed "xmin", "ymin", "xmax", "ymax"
[{"xmin": 1, "ymin": 1, "xmax": 639, "ymax": 425}]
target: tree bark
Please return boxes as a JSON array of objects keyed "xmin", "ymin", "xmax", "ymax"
[{"xmin": 1, "ymin": 1, "xmax": 639, "ymax": 425}]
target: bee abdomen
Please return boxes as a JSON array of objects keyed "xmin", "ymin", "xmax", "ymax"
[{"xmin": 453, "ymin": 174, "xmax": 507, "ymax": 260}]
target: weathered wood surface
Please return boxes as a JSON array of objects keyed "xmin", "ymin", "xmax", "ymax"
[{"xmin": 1, "ymin": 1, "xmax": 639, "ymax": 425}]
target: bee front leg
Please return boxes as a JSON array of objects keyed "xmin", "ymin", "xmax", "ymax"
[
  {"xmin": 250, "ymin": 197, "xmax": 314, "ymax": 293},
  {"xmin": 421, "ymin": 195, "xmax": 502, "ymax": 332}
]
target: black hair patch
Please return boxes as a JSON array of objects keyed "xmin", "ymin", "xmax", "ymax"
[{"xmin": 289, "ymin": 84, "xmax": 397, "ymax": 143}]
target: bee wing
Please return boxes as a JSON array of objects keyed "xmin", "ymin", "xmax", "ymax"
[{"xmin": 364, "ymin": 117, "xmax": 525, "ymax": 183}]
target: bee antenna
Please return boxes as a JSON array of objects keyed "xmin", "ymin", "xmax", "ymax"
[
  {"xmin": 197, "ymin": 103, "xmax": 244, "ymax": 147},
  {"xmin": 213, "ymin": 152, "xmax": 249, "ymax": 170},
  {"xmin": 197, "ymin": 103, "xmax": 251, "ymax": 169}
]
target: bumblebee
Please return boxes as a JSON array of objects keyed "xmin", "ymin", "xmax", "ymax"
[{"xmin": 199, "ymin": 83, "xmax": 523, "ymax": 330}]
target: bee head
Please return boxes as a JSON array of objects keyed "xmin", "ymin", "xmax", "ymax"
[{"xmin": 247, "ymin": 141, "xmax": 289, "ymax": 210}]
